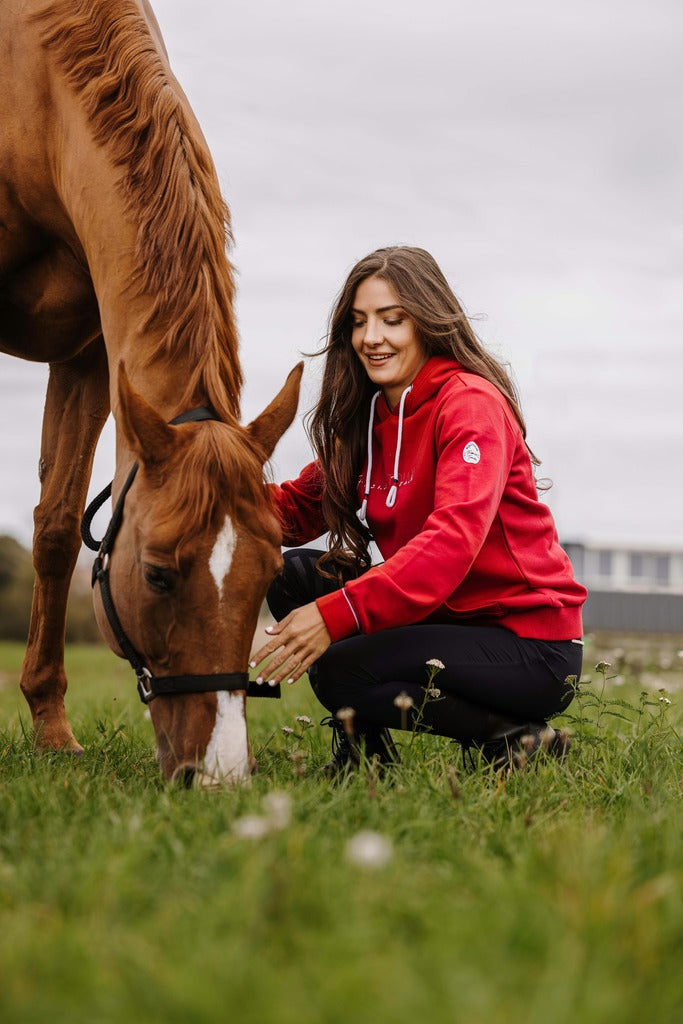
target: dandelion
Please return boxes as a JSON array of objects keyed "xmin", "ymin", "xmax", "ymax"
[
  {"xmin": 336, "ymin": 706, "xmax": 356, "ymax": 737},
  {"xmin": 281, "ymin": 726, "xmax": 294, "ymax": 736},
  {"xmin": 262, "ymin": 791, "xmax": 292, "ymax": 830},
  {"xmin": 423, "ymin": 658, "xmax": 445, "ymax": 710},
  {"xmin": 345, "ymin": 830, "xmax": 393, "ymax": 870},
  {"xmin": 232, "ymin": 790, "xmax": 293, "ymax": 839},
  {"xmin": 393, "ymin": 691, "xmax": 414, "ymax": 731},
  {"xmin": 289, "ymin": 750, "xmax": 306, "ymax": 779},
  {"xmin": 232, "ymin": 815, "xmax": 271, "ymax": 840}
]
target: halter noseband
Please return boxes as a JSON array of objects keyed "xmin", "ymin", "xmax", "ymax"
[{"xmin": 81, "ymin": 406, "xmax": 279, "ymax": 704}]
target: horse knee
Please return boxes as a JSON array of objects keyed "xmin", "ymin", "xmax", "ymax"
[{"xmin": 32, "ymin": 511, "xmax": 80, "ymax": 579}]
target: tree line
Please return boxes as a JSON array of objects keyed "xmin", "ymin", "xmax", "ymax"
[{"xmin": 0, "ymin": 535, "xmax": 102, "ymax": 643}]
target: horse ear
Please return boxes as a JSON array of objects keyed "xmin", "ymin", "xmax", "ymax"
[
  {"xmin": 117, "ymin": 362, "xmax": 175, "ymax": 465},
  {"xmin": 248, "ymin": 362, "xmax": 303, "ymax": 461}
]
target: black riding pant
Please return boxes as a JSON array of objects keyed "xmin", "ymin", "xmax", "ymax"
[{"xmin": 266, "ymin": 548, "xmax": 582, "ymax": 743}]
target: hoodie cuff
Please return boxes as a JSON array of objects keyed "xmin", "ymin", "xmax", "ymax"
[{"xmin": 316, "ymin": 588, "xmax": 360, "ymax": 642}]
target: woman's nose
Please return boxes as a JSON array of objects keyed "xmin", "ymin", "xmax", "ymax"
[{"xmin": 363, "ymin": 318, "xmax": 383, "ymax": 344}]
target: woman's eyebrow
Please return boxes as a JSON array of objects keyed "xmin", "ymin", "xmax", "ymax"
[{"xmin": 351, "ymin": 304, "xmax": 404, "ymax": 314}]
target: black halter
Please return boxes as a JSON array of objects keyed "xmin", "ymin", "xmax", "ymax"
[{"xmin": 81, "ymin": 406, "xmax": 279, "ymax": 704}]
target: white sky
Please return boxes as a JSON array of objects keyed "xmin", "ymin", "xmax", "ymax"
[{"xmin": 1, "ymin": 0, "xmax": 681, "ymax": 548}]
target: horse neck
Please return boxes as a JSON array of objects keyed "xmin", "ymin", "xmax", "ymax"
[{"xmin": 34, "ymin": 1, "xmax": 243, "ymax": 426}]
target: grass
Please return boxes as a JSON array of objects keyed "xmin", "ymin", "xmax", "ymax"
[{"xmin": 0, "ymin": 635, "xmax": 682, "ymax": 1024}]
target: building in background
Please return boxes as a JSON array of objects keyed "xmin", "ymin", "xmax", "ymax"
[{"xmin": 563, "ymin": 541, "xmax": 683, "ymax": 634}]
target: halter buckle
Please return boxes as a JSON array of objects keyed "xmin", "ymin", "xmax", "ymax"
[{"xmin": 136, "ymin": 666, "xmax": 154, "ymax": 703}]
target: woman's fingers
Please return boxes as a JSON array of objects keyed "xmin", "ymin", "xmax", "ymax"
[{"xmin": 249, "ymin": 602, "xmax": 332, "ymax": 686}]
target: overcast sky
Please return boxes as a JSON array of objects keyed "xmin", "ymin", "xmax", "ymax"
[{"xmin": 1, "ymin": 0, "xmax": 681, "ymax": 549}]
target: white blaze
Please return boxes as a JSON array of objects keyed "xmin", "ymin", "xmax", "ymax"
[
  {"xmin": 202, "ymin": 515, "xmax": 248, "ymax": 785},
  {"xmin": 202, "ymin": 691, "xmax": 250, "ymax": 785},
  {"xmin": 208, "ymin": 514, "xmax": 236, "ymax": 599}
]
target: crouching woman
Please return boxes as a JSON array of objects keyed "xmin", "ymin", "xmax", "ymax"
[{"xmin": 251, "ymin": 246, "xmax": 586, "ymax": 774}]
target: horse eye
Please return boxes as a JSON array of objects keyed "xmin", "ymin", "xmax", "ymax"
[{"xmin": 143, "ymin": 565, "xmax": 176, "ymax": 593}]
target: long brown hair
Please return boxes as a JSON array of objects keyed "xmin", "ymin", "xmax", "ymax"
[{"xmin": 308, "ymin": 246, "xmax": 534, "ymax": 576}]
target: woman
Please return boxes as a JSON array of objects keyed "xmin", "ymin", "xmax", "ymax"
[{"xmin": 251, "ymin": 246, "xmax": 586, "ymax": 773}]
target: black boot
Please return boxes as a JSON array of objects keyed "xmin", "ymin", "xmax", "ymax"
[
  {"xmin": 472, "ymin": 721, "xmax": 571, "ymax": 772},
  {"xmin": 320, "ymin": 716, "xmax": 400, "ymax": 778}
]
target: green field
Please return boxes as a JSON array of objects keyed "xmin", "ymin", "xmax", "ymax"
[{"xmin": 1, "ymin": 636, "xmax": 682, "ymax": 1024}]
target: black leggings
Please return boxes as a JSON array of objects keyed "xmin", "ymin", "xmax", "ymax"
[{"xmin": 266, "ymin": 548, "xmax": 582, "ymax": 743}]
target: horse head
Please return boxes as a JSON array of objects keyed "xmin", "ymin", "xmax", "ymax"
[{"xmin": 93, "ymin": 362, "xmax": 303, "ymax": 786}]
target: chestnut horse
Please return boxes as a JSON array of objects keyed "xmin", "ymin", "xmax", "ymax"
[{"xmin": 0, "ymin": 0, "xmax": 300, "ymax": 784}]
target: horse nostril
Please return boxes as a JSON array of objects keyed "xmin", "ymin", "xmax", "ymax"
[{"xmin": 172, "ymin": 765, "xmax": 196, "ymax": 788}]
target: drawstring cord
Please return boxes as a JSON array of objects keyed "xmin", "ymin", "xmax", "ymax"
[
  {"xmin": 386, "ymin": 384, "xmax": 412, "ymax": 508},
  {"xmin": 357, "ymin": 390, "xmax": 380, "ymax": 525},
  {"xmin": 357, "ymin": 384, "xmax": 412, "ymax": 524}
]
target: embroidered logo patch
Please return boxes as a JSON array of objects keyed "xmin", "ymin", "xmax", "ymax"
[{"xmin": 463, "ymin": 441, "xmax": 481, "ymax": 464}]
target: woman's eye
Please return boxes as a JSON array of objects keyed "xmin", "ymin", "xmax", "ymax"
[
  {"xmin": 352, "ymin": 320, "xmax": 365, "ymax": 329},
  {"xmin": 385, "ymin": 319, "xmax": 403, "ymax": 326},
  {"xmin": 143, "ymin": 566, "xmax": 176, "ymax": 593}
]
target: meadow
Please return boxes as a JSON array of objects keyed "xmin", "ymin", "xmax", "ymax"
[{"xmin": 0, "ymin": 634, "xmax": 681, "ymax": 1024}]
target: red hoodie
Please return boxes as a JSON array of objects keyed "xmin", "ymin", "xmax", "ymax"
[{"xmin": 272, "ymin": 357, "xmax": 586, "ymax": 642}]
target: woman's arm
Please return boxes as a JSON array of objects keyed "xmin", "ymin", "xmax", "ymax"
[{"xmin": 270, "ymin": 460, "xmax": 327, "ymax": 546}]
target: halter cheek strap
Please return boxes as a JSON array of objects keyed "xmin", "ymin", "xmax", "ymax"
[{"xmin": 81, "ymin": 406, "xmax": 280, "ymax": 703}]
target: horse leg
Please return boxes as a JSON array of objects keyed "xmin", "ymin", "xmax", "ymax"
[{"xmin": 20, "ymin": 338, "xmax": 110, "ymax": 751}]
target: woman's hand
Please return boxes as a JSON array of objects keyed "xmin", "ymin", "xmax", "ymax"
[{"xmin": 249, "ymin": 601, "xmax": 332, "ymax": 686}]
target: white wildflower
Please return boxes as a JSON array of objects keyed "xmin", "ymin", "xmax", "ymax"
[
  {"xmin": 595, "ymin": 661, "xmax": 611, "ymax": 673},
  {"xmin": 336, "ymin": 706, "xmax": 356, "ymax": 736},
  {"xmin": 281, "ymin": 726, "xmax": 294, "ymax": 736},
  {"xmin": 426, "ymin": 658, "xmax": 445, "ymax": 671},
  {"xmin": 393, "ymin": 692, "xmax": 414, "ymax": 711},
  {"xmin": 427, "ymin": 687, "xmax": 441, "ymax": 699},
  {"xmin": 345, "ymin": 830, "xmax": 393, "ymax": 870},
  {"xmin": 262, "ymin": 791, "xmax": 292, "ymax": 830},
  {"xmin": 232, "ymin": 815, "xmax": 271, "ymax": 840},
  {"xmin": 659, "ymin": 696, "xmax": 672, "ymax": 706},
  {"xmin": 295, "ymin": 715, "xmax": 312, "ymax": 725}
]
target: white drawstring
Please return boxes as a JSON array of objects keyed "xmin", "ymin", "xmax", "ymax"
[
  {"xmin": 386, "ymin": 385, "xmax": 412, "ymax": 508},
  {"xmin": 357, "ymin": 391, "xmax": 380, "ymax": 524},
  {"xmin": 356, "ymin": 385, "xmax": 412, "ymax": 522}
]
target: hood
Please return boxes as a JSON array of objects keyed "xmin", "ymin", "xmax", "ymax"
[
  {"xmin": 357, "ymin": 357, "xmax": 462, "ymax": 523},
  {"xmin": 374, "ymin": 356, "xmax": 463, "ymax": 422}
]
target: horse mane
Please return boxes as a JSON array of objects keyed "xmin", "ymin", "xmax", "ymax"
[
  {"xmin": 156, "ymin": 423, "xmax": 277, "ymax": 551},
  {"xmin": 33, "ymin": 0, "xmax": 242, "ymax": 423}
]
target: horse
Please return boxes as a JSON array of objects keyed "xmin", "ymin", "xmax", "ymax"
[{"xmin": 0, "ymin": 0, "xmax": 301, "ymax": 785}]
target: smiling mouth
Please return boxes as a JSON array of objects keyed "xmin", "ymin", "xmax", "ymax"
[{"xmin": 366, "ymin": 353, "xmax": 394, "ymax": 364}]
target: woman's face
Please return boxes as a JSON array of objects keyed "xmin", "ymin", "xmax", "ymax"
[{"xmin": 350, "ymin": 276, "xmax": 428, "ymax": 409}]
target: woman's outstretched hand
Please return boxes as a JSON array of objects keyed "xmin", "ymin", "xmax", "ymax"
[{"xmin": 250, "ymin": 601, "xmax": 332, "ymax": 686}]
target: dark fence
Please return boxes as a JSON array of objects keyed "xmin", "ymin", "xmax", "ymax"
[{"xmin": 583, "ymin": 589, "xmax": 683, "ymax": 634}]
